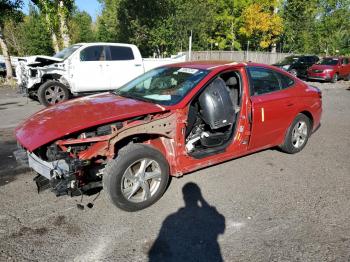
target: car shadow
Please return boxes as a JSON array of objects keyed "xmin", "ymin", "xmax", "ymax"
[{"xmin": 148, "ymin": 182, "xmax": 226, "ymax": 262}]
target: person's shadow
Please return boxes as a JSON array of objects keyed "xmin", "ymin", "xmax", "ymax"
[{"xmin": 149, "ymin": 182, "xmax": 226, "ymax": 262}]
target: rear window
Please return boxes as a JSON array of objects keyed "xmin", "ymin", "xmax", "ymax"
[
  {"xmin": 319, "ymin": 58, "xmax": 339, "ymax": 65},
  {"xmin": 277, "ymin": 72, "xmax": 295, "ymax": 89},
  {"xmin": 108, "ymin": 46, "xmax": 134, "ymax": 61}
]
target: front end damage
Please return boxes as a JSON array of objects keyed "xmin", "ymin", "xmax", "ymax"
[
  {"xmin": 16, "ymin": 56, "xmax": 66, "ymax": 96},
  {"xmin": 16, "ymin": 112, "xmax": 177, "ymax": 197}
]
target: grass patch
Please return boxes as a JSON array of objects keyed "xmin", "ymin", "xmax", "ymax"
[{"xmin": 0, "ymin": 77, "xmax": 17, "ymax": 89}]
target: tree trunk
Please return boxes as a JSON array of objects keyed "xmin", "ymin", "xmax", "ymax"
[
  {"xmin": 0, "ymin": 26, "xmax": 13, "ymax": 79},
  {"xmin": 58, "ymin": 0, "xmax": 70, "ymax": 48},
  {"xmin": 45, "ymin": 13, "xmax": 60, "ymax": 53}
]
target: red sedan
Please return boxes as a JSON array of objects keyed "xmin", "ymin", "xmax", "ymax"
[{"xmin": 15, "ymin": 61, "xmax": 322, "ymax": 211}]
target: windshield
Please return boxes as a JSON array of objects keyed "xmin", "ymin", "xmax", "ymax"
[
  {"xmin": 114, "ymin": 67, "xmax": 209, "ymax": 106},
  {"xmin": 53, "ymin": 44, "xmax": 82, "ymax": 59},
  {"xmin": 278, "ymin": 56, "xmax": 299, "ymax": 65},
  {"xmin": 319, "ymin": 58, "xmax": 339, "ymax": 65}
]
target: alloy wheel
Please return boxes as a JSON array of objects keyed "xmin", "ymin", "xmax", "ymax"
[
  {"xmin": 44, "ymin": 86, "xmax": 66, "ymax": 105},
  {"xmin": 291, "ymin": 121, "xmax": 308, "ymax": 148},
  {"xmin": 121, "ymin": 158, "xmax": 162, "ymax": 203}
]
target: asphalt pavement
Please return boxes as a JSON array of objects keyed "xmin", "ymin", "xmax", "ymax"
[{"xmin": 0, "ymin": 81, "xmax": 349, "ymax": 261}]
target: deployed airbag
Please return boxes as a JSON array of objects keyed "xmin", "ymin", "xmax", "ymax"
[{"xmin": 199, "ymin": 78, "xmax": 235, "ymax": 129}]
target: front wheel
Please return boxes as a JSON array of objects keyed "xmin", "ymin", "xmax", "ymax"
[
  {"xmin": 330, "ymin": 73, "xmax": 338, "ymax": 83},
  {"xmin": 38, "ymin": 80, "xmax": 70, "ymax": 106},
  {"xmin": 280, "ymin": 114, "xmax": 311, "ymax": 154},
  {"xmin": 103, "ymin": 144, "xmax": 170, "ymax": 212}
]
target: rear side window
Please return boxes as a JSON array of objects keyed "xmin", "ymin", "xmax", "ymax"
[
  {"xmin": 247, "ymin": 67, "xmax": 294, "ymax": 96},
  {"xmin": 342, "ymin": 58, "xmax": 349, "ymax": 65},
  {"xmin": 108, "ymin": 46, "xmax": 134, "ymax": 61},
  {"xmin": 80, "ymin": 46, "xmax": 106, "ymax": 61},
  {"xmin": 277, "ymin": 72, "xmax": 295, "ymax": 89},
  {"xmin": 247, "ymin": 67, "xmax": 280, "ymax": 95}
]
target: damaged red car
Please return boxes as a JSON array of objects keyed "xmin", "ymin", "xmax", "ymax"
[{"xmin": 15, "ymin": 61, "xmax": 322, "ymax": 211}]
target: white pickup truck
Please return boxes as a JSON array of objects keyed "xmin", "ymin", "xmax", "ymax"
[{"xmin": 16, "ymin": 43, "xmax": 186, "ymax": 106}]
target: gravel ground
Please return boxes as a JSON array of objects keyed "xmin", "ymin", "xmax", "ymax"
[{"xmin": 0, "ymin": 80, "xmax": 349, "ymax": 262}]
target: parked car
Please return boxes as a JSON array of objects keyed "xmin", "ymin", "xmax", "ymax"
[
  {"xmin": 273, "ymin": 55, "xmax": 319, "ymax": 78},
  {"xmin": 16, "ymin": 43, "xmax": 186, "ymax": 106},
  {"xmin": 0, "ymin": 62, "xmax": 6, "ymax": 77},
  {"xmin": 307, "ymin": 57, "xmax": 350, "ymax": 83},
  {"xmin": 15, "ymin": 61, "xmax": 322, "ymax": 211}
]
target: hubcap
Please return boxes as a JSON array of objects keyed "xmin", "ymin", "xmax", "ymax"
[
  {"xmin": 44, "ymin": 86, "xmax": 66, "ymax": 105},
  {"xmin": 291, "ymin": 121, "xmax": 308, "ymax": 148},
  {"xmin": 121, "ymin": 158, "xmax": 162, "ymax": 203}
]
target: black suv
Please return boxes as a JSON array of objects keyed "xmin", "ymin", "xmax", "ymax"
[{"xmin": 273, "ymin": 55, "xmax": 319, "ymax": 78}]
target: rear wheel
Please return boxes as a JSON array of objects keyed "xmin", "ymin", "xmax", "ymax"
[
  {"xmin": 38, "ymin": 80, "xmax": 70, "ymax": 106},
  {"xmin": 280, "ymin": 114, "xmax": 311, "ymax": 154},
  {"xmin": 103, "ymin": 143, "xmax": 170, "ymax": 212}
]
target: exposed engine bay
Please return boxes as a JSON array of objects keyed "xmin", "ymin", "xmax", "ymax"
[
  {"xmin": 20, "ymin": 113, "xmax": 177, "ymax": 198},
  {"xmin": 185, "ymin": 71, "xmax": 241, "ymax": 157}
]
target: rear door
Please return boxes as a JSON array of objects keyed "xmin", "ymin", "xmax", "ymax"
[
  {"xmin": 247, "ymin": 66, "xmax": 298, "ymax": 150},
  {"xmin": 105, "ymin": 45, "xmax": 145, "ymax": 89},
  {"xmin": 72, "ymin": 45, "xmax": 110, "ymax": 92},
  {"xmin": 339, "ymin": 58, "xmax": 350, "ymax": 77}
]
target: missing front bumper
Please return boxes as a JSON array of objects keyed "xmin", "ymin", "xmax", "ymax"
[{"xmin": 27, "ymin": 152, "xmax": 70, "ymax": 180}]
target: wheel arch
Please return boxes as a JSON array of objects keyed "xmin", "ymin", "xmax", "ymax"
[
  {"xmin": 280, "ymin": 109, "xmax": 314, "ymax": 146},
  {"xmin": 113, "ymin": 133, "xmax": 178, "ymax": 176},
  {"xmin": 299, "ymin": 110, "xmax": 314, "ymax": 128},
  {"xmin": 41, "ymin": 74, "xmax": 71, "ymax": 90}
]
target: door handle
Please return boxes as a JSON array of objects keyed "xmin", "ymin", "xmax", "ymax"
[
  {"xmin": 135, "ymin": 64, "xmax": 142, "ymax": 67},
  {"xmin": 285, "ymin": 102, "xmax": 294, "ymax": 107}
]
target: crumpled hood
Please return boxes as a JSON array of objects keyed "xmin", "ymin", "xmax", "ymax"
[
  {"xmin": 15, "ymin": 93, "xmax": 167, "ymax": 151},
  {"xmin": 19, "ymin": 55, "xmax": 63, "ymax": 66}
]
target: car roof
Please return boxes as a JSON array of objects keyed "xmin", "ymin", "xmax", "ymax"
[{"xmin": 167, "ymin": 61, "xmax": 247, "ymax": 70}]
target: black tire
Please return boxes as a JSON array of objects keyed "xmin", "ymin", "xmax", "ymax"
[
  {"xmin": 330, "ymin": 73, "xmax": 338, "ymax": 83},
  {"xmin": 345, "ymin": 74, "xmax": 350, "ymax": 81},
  {"xmin": 103, "ymin": 143, "xmax": 170, "ymax": 212},
  {"xmin": 280, "ymin": 114, "xmax": 311, "ymax": 154},
  {"xmin": 38, "ymin": 80, "xmax": 70, "ymax": 106}
]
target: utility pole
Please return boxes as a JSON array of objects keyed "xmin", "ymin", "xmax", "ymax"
[
  {"xmin": 246, "ymin": 41, "xmax": 250, "ymax": 61},
  {"xmin": 188, "ymin": 30, "xmax": 192, "ymax": 61}
]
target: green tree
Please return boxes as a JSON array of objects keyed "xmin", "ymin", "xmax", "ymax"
[
  {"xmin": 316, "ymin": 0, "xmax": 350, "ymax": 55},
  {"xmin": 281, "ymin": 0, "xmax": 319, "ymax": 53},
  {"xmin": 20, "ymin": 5, "xmax": 54, "ymax": 56},
  {"xmin": 70, "ymin": 11, "xmax": 95, "ymax": 43},
  {"xmin": 0, "ymin": 0, "xmax": 23, "ymax": 79},
  {"xmin": 96, "ymin": 0, "xmax": 120, "ymax": 42},
  {"xmin": 117, "ymin": 0, "xmax": 176, "ymax": 56}
]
